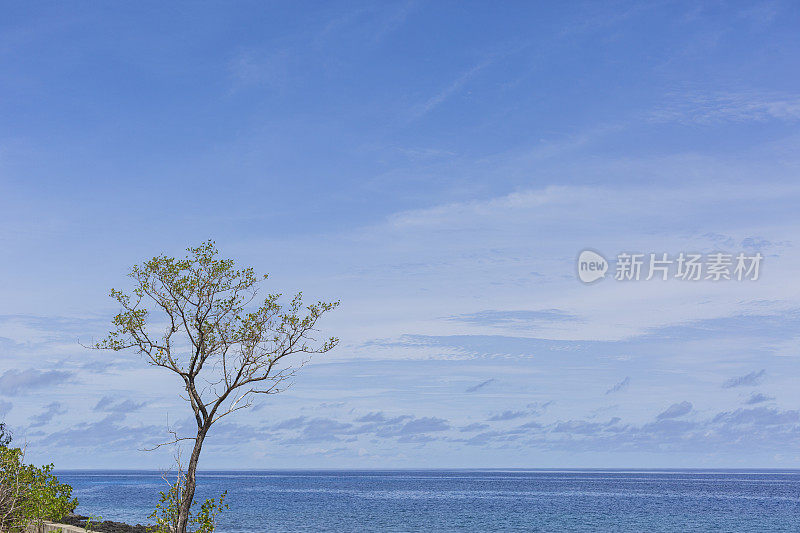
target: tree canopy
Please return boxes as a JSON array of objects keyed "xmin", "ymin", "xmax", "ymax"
[{"xmin": 95, "ymin": 240, "xmax": 339, "ymax": 532}]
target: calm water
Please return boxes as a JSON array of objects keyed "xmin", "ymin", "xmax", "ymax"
[{"xmin": 56, "ymin": 470, "xmax": 800, "ymax": 532}]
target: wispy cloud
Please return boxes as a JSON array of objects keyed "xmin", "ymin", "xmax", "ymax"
[
  {"xmin": 449, "ymin": 310, "xmax": 579, "ymax": 330},
  {"xmin": 459, "ymin": 404, "xmax": 800, "ymax": 453},
  {"xmin": 465, "ymin": 378, "xmax": 495, "ymax": 393},
  {"xmin": 399, "ymin": 417, "xmax": 449, "ymax": 435},
  {"xmin": 318, "ymin": 1, "xmax": 419, "ymax": 45},
  {"xmin": 652, "ymin": 91, "xmax": 800, "ymax": 124},
  {"xmin": 29, "ymin": 401, "xmax": 66, "ymax": 428},
  {"xmin": 93, "ymin": 396, "xmax": 147, "ymax": 414},
  {"xmin": 272, "ymin": 416, "xmax": 308, "ymax": 430},
  {"xmin": 0, "ymin": 368, "xmax": 72, "ymax": 395},
  {"xmin": 606, "ymin": 377, "xmax": 631, "ymax": 395},
  {"xmin": 43, "ymin": 415, "xmax": 164, "ymax": 449},
  {"xmin": 711, "ymin": 406, "xmax": 800, "ymax": 426},
  {"xmin": 31, "ymin": 396, "xmax": 800, "ymax": 461},
  {"xmin": 723, "ymin": 369, "xmax": 766, "ymax": 388},
  {"xmin": 657, "ymin": 401, "xmax": 693, "ymax": 420},
  {"xmin": 745, "ymin": 392, "xmax": 773, "ymax": 405},
  {"xmin": 5, "ymin": 1, "xmax": 800, "ymax": 469},
  {"xmin": 488, "ymin": 410, "xmax": 527, "ymax": 422},
  {"xmin": 460, "ymin": 422, "xmax": 489, "ymax": 432},
  {"xmin": 408, "ymin": 60, "xmax": 491, "ymax": 121}
]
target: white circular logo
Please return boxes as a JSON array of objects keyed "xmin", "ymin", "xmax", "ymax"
[{"xmin": 577, "ymin": 250, "xmax": 608, "ymax": 283}]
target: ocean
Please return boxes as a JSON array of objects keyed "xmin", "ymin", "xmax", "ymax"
[{"xmin": 56, "ymin": 470, "xmax": 800, "ymax": 532}]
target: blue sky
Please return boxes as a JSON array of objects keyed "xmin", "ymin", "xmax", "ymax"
[{"xmin": 2, "ymin": 1, "xmax": 800, "ymax": 469}]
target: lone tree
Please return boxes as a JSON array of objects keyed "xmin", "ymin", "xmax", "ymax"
[{"xmin": 95, "ymin": 241, "xmax": 338, "ymax": 533}]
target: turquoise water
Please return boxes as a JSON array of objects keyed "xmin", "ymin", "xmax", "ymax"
[{"xmin": 57, "ymin": 470, "xmax": 800, "ymax": 532}]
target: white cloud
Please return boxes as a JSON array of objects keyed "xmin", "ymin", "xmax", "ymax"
[
  {"xmin": 0, "ymin": 368, "xmax": 73, "ymax": 395},
  {"xmin": 652, "ymin": 91, "xmax": 800, "ymax": 124}
]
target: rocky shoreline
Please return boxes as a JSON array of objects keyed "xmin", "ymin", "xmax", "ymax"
[{"xmin": 61, "ymin": 515, "xmax": 152, "ymax": 533}]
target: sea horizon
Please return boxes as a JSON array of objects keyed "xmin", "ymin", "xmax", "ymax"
[
  {"xmin": 56, "ymin": 469, "xmax": 800, "ymax": 532},
  {"xmin": 54, "ymin": 467, "xmax": 800, "ymax": 473}
]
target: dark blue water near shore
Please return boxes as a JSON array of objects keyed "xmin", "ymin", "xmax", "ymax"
[{"xmin": 56, "ymin": 470, "xmax": 800, "ymax": 532}]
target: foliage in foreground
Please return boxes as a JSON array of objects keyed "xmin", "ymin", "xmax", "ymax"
[
  {"xmin": 149, "ymin": 468, "xmax": 227, "ymax": 533},
  {"xmin": 0, "ymin": 446, "xmax": 77, "ymax": 532},
  {"xmin": 0, "ymin": 424, "xmax": 11, "ymax": 448}
]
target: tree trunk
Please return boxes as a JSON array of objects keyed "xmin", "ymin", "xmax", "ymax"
[{"xmin": 177, "ymin": 426, "xmax": 207, "ymax": 533}]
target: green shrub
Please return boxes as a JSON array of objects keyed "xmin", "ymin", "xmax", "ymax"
[
  {"xmin": 0, "ymin": 447, "xmax": 77, "ymax": 532},
  {"xmin": 149, "ymin": 468, "xmax": 227, "ymax": 533}
]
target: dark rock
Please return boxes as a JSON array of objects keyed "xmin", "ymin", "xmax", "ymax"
[{"xmin": 61, "ymin": 515, "xmax": 154, "ymax": 533}]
